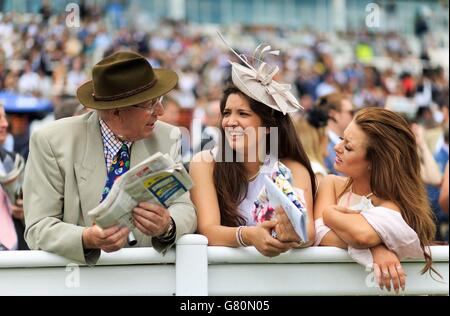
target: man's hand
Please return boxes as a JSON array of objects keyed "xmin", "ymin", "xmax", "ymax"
[
  {"xmin": 273, "ymin": 206, "xmax": 301, "ymax": 243},
  {"xmin": 132, "ymin": 202, "xmax": 172, "ymax": 237},
  {"xmin": 82, "ymin": 225, "xmax": 129, "ymax": 253},
  {"xmin": 11, "ymin": 199, "xmax": 24, "ymax": 221}
]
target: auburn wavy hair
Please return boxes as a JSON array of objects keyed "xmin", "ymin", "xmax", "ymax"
[
  {"xmin": 213, "ymin": 85, "xmax": 316, "ymax": 227},
  {"xmin": 340, "ymin": 107, "xmax": 438, "ymax": 276}
]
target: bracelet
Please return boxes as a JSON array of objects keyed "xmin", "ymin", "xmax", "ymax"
[{"xmin": 236, "ymin": 226, "xmax": 248, "ymax": 247}]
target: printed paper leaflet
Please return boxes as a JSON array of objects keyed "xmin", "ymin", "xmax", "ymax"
[{"xmin": 263, "ymin": 175, "xmax": 308, "ymax": 242}]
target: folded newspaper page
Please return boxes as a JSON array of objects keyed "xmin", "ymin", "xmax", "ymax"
[
  {"xmin": 252, "ymin": 161, "xmax": 308, "ymax": 242},
  {"xmin": 88, "ymin": 152, "xmax": 193, "ymax": 230},
  {"xmin": 0, "ymin": 152, "xmax": 25, "ymax": 205},
  {"xmin": 263, "ymin": 176, "xmax": 308, "ymax": 242}
]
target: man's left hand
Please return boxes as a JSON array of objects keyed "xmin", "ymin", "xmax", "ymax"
[{"xmin": 132, "ymin": 202, "xmax": 172, "ymax": 237}]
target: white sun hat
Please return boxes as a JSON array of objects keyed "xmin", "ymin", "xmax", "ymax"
[{"xmin": 218, "ymin": 32, "xmax": 302, "ymax": 115}]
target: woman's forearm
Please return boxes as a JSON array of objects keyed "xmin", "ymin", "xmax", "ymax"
[
  {"xmin": 323, "ymin": 207, "xmax": 382, "ymax": 248},
  {"xmin": 200, "ymin": 225, "xmax": 242, "ymax": 247},
  {"xmin": 319, "ymin": 230, "xmax": 348, "ymax": 249}
]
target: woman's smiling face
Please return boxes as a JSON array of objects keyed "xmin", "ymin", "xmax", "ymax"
[{"xmin": 221, "ymin": 93, "xmax": 265, "ymax": 157}]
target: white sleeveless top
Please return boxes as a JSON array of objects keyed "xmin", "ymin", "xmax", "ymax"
[
  {"xmin": 236, "ymin": 155, "xmax": 279, "ymax": 226},
  {"xmin": 210, "ymin": 147, "xmax": 281, "ymax": 226},
  {"xmin": 238, "ymin": 174, "xmax": 265, "ymax": 226}
]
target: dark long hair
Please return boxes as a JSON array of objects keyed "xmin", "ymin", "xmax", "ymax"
[
  {"xmin": 340, "ymin": 107, "xmax": 437, "ymax": 276},
  {"xmin": 213, "ymin": 85, "xmax": 316, "ymax": 227}
]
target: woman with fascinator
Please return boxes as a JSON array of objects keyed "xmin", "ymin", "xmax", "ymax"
[{"xmin": 190, "ymin": 35, "xmax": 316, "ymax": 257}]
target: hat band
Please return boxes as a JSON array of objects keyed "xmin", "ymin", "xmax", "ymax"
[{"xmin": 92, "ymin": 77, "xmax": 157, "ymax": 101}]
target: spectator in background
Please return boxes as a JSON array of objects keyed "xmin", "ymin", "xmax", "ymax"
[
  {"xmin": 65, "ymin": 57, "xmax": 88, "ymax": 97},
  {"xmin": 53, "ymin": 98, "xmax": 84, "ymax": 120},
  {"xmin": 159, "ymin": 95, "xmax": 192, "ymax": 169},
  {"xmin": 315, "ymin": 71, "xmax": 337, "ymax": 98},
  {"xmin": 8, "ymin": 114, "xmax": 30, "ymax": 160},
  {"xmin": 17, "ymin": 63, "xmax": 40, "ymax": 96},
  {"xmin": 404, "ymin": 116, "xmax": 447, "ymax": 242},
  {"xmin": 411, "ymin": 122, "xmax": 442, "ymax": 187},
  {"xmin": 295, "ymin": 108, "xmax": 329, "ymax": 185},
  {"xmin": 439, "ymin": 162, "xmax": 449, "ymax": 214},
  {"xmin": 0, "ymin": 103, "xmax": 28, "ymax": 250},
  {"xmin": 195, "ymin": 99, "xmax": 221, "ymax": 154},
  {"xmin": 316, "ymin": 92, "xmax": 354, "ymax": 174},
  {"xmin": 203, "ymin": 100, "xmax": 221, "ymax": 130},
  {"xmin": 159, "ymin": 95, "xmax": 181, "ymax": 126},
  {"xmin": 433, "ymin": 116, "xmax": 449, "ymax": 173}
]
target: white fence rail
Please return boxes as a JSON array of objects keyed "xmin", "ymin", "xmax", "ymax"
[{"xmin": 0, "ymin": 234, "xmax": 448, "ymax": 296}]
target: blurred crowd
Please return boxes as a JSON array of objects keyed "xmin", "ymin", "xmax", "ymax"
[{"xmin": 0, "ymin": 1, "xmax": 448, "ymax": 245}]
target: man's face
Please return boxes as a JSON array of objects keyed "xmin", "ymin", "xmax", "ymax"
[
  {"xmin": 0, "ymin": 107, "xmax": 9, "ymax": 145},
  {"xmin": 115, "ymin": 97, "xmax": 165, "ymax": 141},
  {"xmin": 336, "ymin": 99, "xmax": 354, "ymax": 134}
]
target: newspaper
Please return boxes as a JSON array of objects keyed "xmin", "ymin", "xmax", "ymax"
[
  {"xmin": 0, "ymin": 152, "xmax": 25, "ymax": 205},
  {"xmin": 88, "ymin": 152, "xmax": 193, "ymax": 230}
]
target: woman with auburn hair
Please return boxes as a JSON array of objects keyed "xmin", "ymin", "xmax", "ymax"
[
  {"xmin": 190, "ymin": 37, "xmax": 316, "ymax": 257},
  {"xmin": 314, "ymin": 107, "xmax": 438, "ymax": 293}
]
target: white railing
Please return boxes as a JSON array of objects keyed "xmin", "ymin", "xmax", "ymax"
[{"xmin": 0, "ymin": 234, "xmax": 448, "ymax": 296}]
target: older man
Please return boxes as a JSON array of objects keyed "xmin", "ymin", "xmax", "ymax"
[{"xmin": 23, "ymin": 51, "xmax": 197, "ymax": 264}]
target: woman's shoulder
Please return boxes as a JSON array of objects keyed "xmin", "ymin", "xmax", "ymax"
[
  {"xmin": 321, "ymin": 174, "xmax": 347, "ymax": 186},
  {"xmin": 280, "ymin": 158, "xmax": 308, "ymax": 174},
  {"xmin": 319, "ymin": 174, "xmax": 348, "ymax": 196}
]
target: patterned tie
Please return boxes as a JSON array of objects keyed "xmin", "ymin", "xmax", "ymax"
[
  {"xmin": 101, "ymin": 143, "xmax": 130, "ymax": 202},
  {"xmin": 0, "ymin": 188, "xmax": 18, "ymax": 250}
]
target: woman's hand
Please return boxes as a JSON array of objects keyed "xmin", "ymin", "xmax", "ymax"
[
  {"xmin": 371, "ymin": 244, "xmax": 406, "ymax": 294},
  {"xmin": 274, "ymin": 206, "xmax": 301, "ymax": 243},
  {"xmin": 244, "ymin": 220, "xmax": 299, "ymax": 257}
]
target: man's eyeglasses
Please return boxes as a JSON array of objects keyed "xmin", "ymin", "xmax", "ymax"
[{"xmin": 132, "ymin": 96, "xmax": 164, "ymax": 114}]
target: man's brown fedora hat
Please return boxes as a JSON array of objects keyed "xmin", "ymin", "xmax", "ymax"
[{"xmin": 77, "ymin": 51, "xmax": 178, "ymax": 110}]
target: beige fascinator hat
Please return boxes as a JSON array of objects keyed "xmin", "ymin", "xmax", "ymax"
[{"xmin": 218, "ymin": 32, "xmax": 302, "ymax": 115}]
